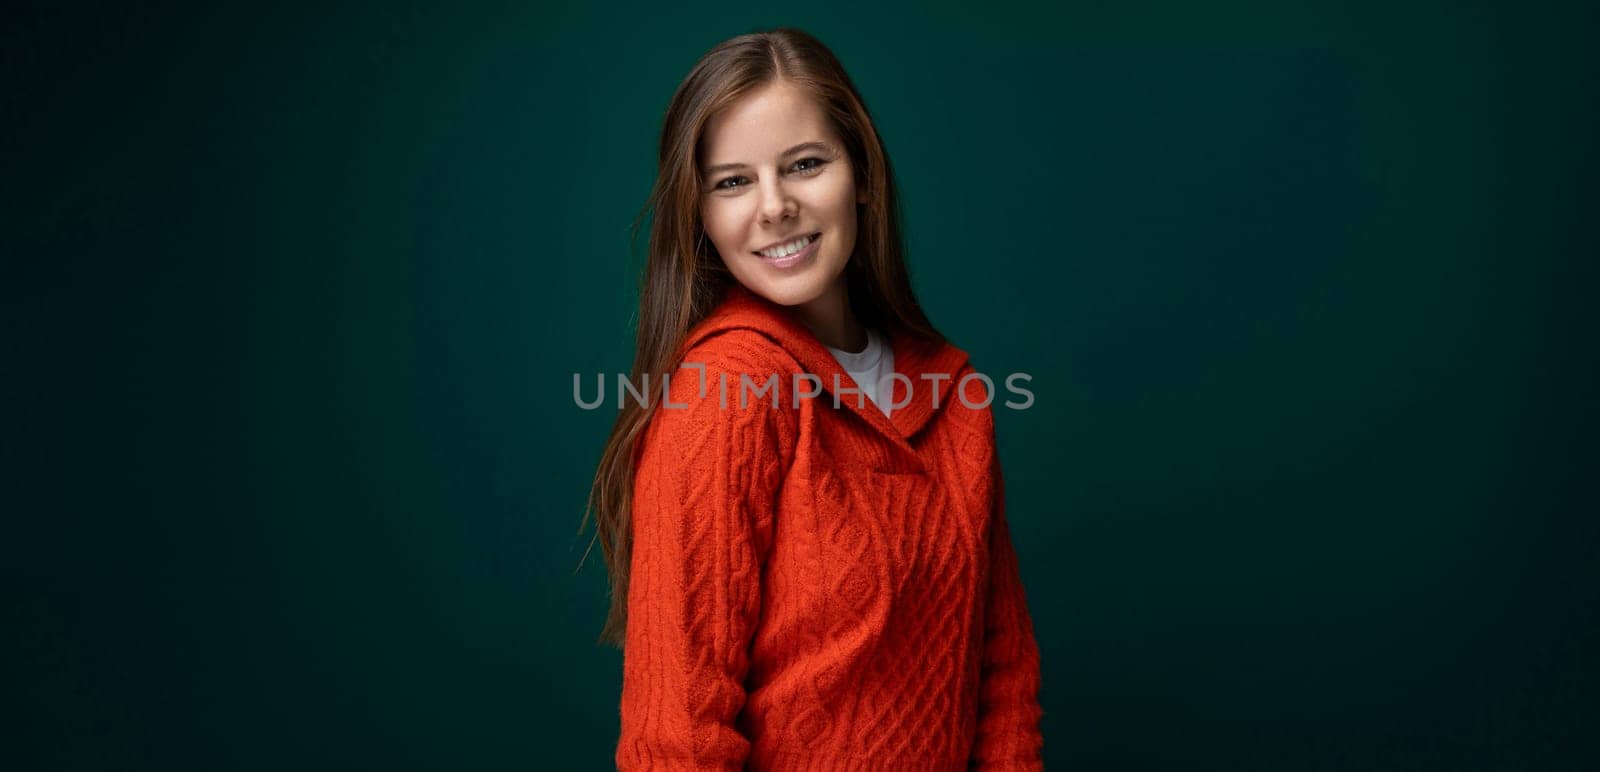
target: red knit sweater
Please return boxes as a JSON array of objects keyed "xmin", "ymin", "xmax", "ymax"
[{"xmin": 616, "ymin": 283, "xmax": 1044, "ymax": 770}]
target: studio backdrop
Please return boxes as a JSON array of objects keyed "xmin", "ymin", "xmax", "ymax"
[{"xmin": 5, "ymin": 1, "xmax": 1595, "ymax": 770}]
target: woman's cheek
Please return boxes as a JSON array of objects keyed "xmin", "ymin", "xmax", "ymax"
[
  {"xmin": 827, "ymin": 177, "xmax": 858, "ymax": 216},
  {"xmin": 702, "ymin": 200, "xmax": 742, "ymax": 252}
]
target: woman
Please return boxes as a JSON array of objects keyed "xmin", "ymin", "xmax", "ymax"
[{"xmin": 583, "ymin": 27, "xmax": 1044, "ymax": 770}]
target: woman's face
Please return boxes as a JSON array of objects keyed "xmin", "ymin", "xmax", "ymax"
[{"xmin": 698, "ymin": 80, "xmax": 866, "ymax": 315}]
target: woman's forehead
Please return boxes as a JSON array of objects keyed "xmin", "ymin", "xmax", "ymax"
[{"xmin": 701, "ymin": 83, "xmax": 836, "ymax": 164}]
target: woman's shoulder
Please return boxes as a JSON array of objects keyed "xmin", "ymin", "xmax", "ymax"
[
  {"xmin": 677, "ymin": 326, "xmax": 804, "ymax": 383},
  {"xmin": 674, "ymin": 282, "xmax": 813, "ymax": 377},
  {"xmin": 639, "ymin": 328, "xmax": 801, "ymax": 478},
  {"xmin": 652, "ymin": 327, "xmax": 801, "ymax": 430}
]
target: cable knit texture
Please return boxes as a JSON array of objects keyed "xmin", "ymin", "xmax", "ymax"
[{"xmin": 617, "ymin": 283, "xmax": 1044, "ymax": 770}]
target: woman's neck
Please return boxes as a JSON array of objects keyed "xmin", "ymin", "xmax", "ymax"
[{"xmin": 795, "ymin": 278, "xmax": 866, "ymax": 352}]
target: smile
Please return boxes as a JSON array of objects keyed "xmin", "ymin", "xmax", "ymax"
[
  {"xmin": 754, "ymin": 232, "xmax": 820, "ymax": 259},
  {"xmin": 754, "ymin": 233, "xmax": 820, "ymax": 269}
]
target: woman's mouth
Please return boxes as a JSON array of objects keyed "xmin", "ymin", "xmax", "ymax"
[{"xmin": 753, "ymin": 232, "xmax": 820, "ymax": 269}]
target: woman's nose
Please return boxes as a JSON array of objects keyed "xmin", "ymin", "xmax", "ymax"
[{"xmin": 757, "ymin": 177, "xmax": 795, "ymax": 223}]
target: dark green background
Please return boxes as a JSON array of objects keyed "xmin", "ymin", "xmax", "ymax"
[{"xmin": 5, "ymin": 1, "xmax": 1595, "ymax": 769}]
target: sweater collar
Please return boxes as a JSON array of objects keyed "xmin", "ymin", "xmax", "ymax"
[{"xmin": 679, "ymin": 282, "xmax": 970, "ymax": 444}]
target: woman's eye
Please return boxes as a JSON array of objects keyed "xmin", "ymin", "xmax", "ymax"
[{"xmin": 713, "ymin": 160, "xmax": 825, "ymax": 191}]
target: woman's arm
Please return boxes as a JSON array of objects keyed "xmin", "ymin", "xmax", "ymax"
[
  {"xmin": 616, "ymin": 338, "xmax": 791, "ymax": 771},
  {"xmin": 970, "ymin": 451, "xmax": 1046, "ymax": 770}
]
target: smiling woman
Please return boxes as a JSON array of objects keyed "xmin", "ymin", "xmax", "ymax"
[
  {"xmin": 579, "ymin": 27, "xmax": 1045, "ymax": 770},
  {"xmin": 697, "ymin": 84, "xmax": 868, "ymax": 346}
]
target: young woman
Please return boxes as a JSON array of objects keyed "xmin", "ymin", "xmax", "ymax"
[{"xmin": 583, "ymin": 27, "xmax": 1044, "ymax": 770}]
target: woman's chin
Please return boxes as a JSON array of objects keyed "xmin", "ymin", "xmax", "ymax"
[{"xmin": 739, "ymin": 271, "xmax": 844, "ymax": 309}]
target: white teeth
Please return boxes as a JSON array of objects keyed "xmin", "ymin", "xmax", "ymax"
[{"xmin": 758, "ymin": 234, "xmax": 815, "ymax": 259}]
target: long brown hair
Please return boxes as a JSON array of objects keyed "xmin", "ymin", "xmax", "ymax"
[{"xmin": 580, "ymin": 27, "xmax": 945, "ymax": 648}]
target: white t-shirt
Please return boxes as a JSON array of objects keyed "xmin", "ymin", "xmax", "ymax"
[{"xmin": 824, "ymin": 328, "xmax": 895, "ymax": 417}]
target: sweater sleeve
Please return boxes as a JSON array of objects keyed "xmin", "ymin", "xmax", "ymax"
[
  {"xmin": 616, "ymin": 342, "xmax": 790, "ymax": 771},
  {"xmin": 970, "ymin": 452, "xmax": 1046, "ymax": 770}
]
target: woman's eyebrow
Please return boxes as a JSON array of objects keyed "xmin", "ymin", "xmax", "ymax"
[{"xmin": 702, "ymin": 141, "xmax": 835, "ymax": 174}]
